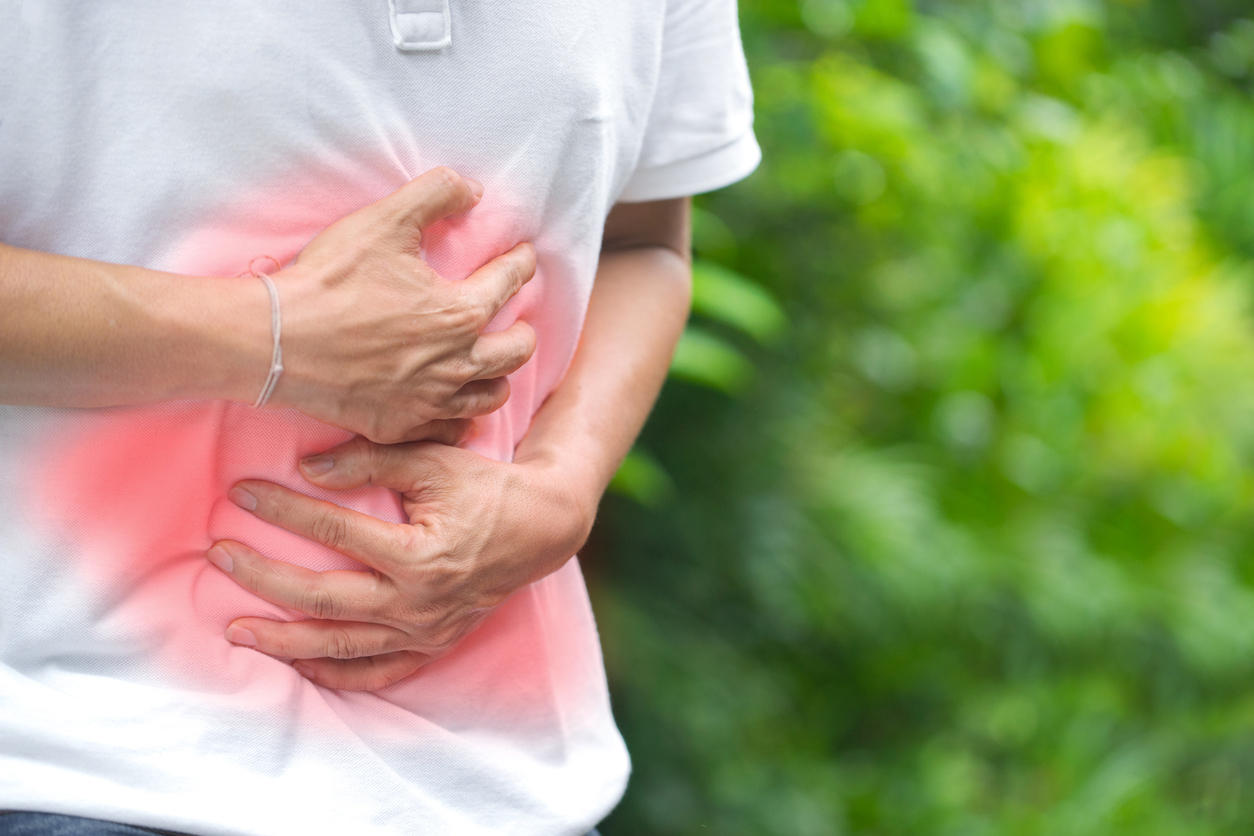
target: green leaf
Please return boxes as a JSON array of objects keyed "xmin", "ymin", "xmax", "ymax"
[
  {"xmin": 669, "ymin": 326, "xmax": 755, "ymax": 393},
  {"xmin": 691, "ymin": 260, "xmax": 787, "ymax": 345},
  {"xmin": 692, "ymin": 206, "xmax": 739, "ymax": 259},
  {"xmin": 608, "ymin": 449, "xmax": 675, "ymax": 507}
]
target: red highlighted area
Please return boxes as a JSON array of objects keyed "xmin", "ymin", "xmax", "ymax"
[{"xmin": 23, "ymin": 159, "xmax": 597, "ymax": 738}]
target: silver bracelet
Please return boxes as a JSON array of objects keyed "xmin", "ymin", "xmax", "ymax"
[{"xmin": 246, "ymin": 256, "xmax": 284, "ymax": 409}]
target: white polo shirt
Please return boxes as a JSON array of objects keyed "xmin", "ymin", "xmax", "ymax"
[{"xmin": 0, "ymin": 2, "xmax": 759, "ymax": 834}]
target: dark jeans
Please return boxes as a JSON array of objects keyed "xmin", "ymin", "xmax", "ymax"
[
  {"xmin": 0, "ymin": 812, "xmax": 602, "ymax": 835},
  {"xmin": 0, "ymin": 814, "xmax": 184, "ymax": 836}
]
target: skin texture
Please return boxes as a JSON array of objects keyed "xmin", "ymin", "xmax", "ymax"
[
  {"xmin": 0, "ymin": 167, "xmax": 535, "ymax": 443},
  {"xmin": 208, "ymin": 197, "xmax": 694, "ymax": 690}
]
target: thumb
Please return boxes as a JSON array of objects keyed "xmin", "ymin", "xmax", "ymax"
[
  {"xmin": 374, "ymin": 166, "xmax": 483, "ymax": 240},
  {"xmin": 297, "ymin": 436, "xmax": 430, "ymax": 492}
]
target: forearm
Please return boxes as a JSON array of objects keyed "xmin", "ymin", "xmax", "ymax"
[
  {"xmin": 0, "ymin": 243, "xmax": 267, "ymax": 407},
  {"xmin": 514, "ymin": 242, "xmax": 692, "ymax": 528}
]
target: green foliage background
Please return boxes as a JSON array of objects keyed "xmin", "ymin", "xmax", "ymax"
[{"xmin": 592, "ymin": 1, "xmax": 1254, "ymax": 833}]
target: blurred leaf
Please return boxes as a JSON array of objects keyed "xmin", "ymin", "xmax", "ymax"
[
  {"xmin": 691, "ymin": 260, "xmax": 787, "ymax": 345},
  {"xmin": 852, "ymin": 0, "xmax": 913, "ymax": 40},
  {"xmin": 692, "ymin": 205, "xmax": 740, "ymax": 260},
  {"xmin": 669, "ymin": 325, "xmax": 755, "ymax": 393},
  {"xmin": 609, "ymin": 449, "xmax": 676, "ymax": 507}
]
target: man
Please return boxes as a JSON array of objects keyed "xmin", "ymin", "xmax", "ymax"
[{"xmin": 0, "ymin": 2, "xmax": 759, "ymax": 833}]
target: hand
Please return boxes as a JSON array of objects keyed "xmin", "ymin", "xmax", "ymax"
[
  {"xmin": 204, "ymin": 437, "xmax": 594, "ymax": 691},
  {"xmin": 263, "ymin": 166, "xmax": 538, "ymax": 443}
]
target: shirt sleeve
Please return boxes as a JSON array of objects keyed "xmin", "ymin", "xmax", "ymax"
[{"xmin": 615, "ymin": 0, "xmax": 762, "ymax": 203}]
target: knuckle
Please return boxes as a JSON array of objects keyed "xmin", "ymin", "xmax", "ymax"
[
  {"xmin": 447, "ymin": 292, "xmax": 485, "ymax": 331},
  {"xmin": 429, "ymin": 166, "xmax": 472, "ymax": 205},
  {"xmin": 328, "ymin": 628, "xmax": 360, "ymax": 660},
  {"xmin": 402, "ymin": 601, "xmax": 446, "ymax": 631},
  {"xmin": 514, "ymin": 326, "xmax": 537, "ymax": 361},
  {"xmin": 429, "ymin": 165, "xmax": 459, "ymax": 190},
  {"xmin": 457, "ymin": 385, "xmax": 501, "ymax": 418},
  {"xmin": 430, "ymin": 400, "xmax": 460, "ymax": 421},
  {"xmin": 299, "ymin": 584, "xmax": 340, "ymax": 620},
  {"xmin": 516, "ymin": 242, "xmax": 538, "ymax": 269},
  {"xmin": 505, "ymin": 255, "xmax": 529, "ymax": 286},
  {"xmin": 468, "ymin": 293, "xmax": 496, "ymax": 326},
  {"xmin": 432, "ymin": 627, "xmax": 461, "ymax": 653},
  {"xmin": 485, "ymin": 379, "xmax": 510, "ymax": 411},
  {"xmin": 390, "ymin": 525, "xmax": 423, "ymax": 559},
  {"xmin": 510, "ymin": 245, "xmax": 537, "ymax": 282},
  {"xmin": 450, "ymin": 354, "xmax": 481, "ymax": 385},
  {"xmin": 368, "ymin": 435, "xmax": 405, "ymax": 477},
  {"xmin": 310, "ymin": 512, "xmax": 351, "ymax": 552}
]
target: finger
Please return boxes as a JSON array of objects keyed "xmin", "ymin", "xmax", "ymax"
[
  {"xmin": 292, "ymin": 650, "xmax": 432, "ymax": 692},
  {"xmin": 228, "ymin": 481, "xmax": 414, "ymax": 575},
  {"xmin": 378, "ymin": 166, "xmax": 483, "ymax": 234},
  {"xmin": 395, "ymin": 418, "xmax": 471, "ymax": 445},
  {"xmin": 459, "ymin": 242, "xmax": 536, "ymax": 322},
  {"xmin": 207, "ymin": 540, "xmax": 388, "ymax": 621},
  {"xmin": 445, "ymin": 377, "xmax": 510, "ymax": 419},
  {"xmin": 468, "ymin": 319, "xmax": 536, "ymax": 380},
  {"xmin": 298, "ymin": 436, "xmax": 442, "ymax": 492},
  {"xmin": 226, "ymin": 617, "xmax": 411, "ymax": 660}
]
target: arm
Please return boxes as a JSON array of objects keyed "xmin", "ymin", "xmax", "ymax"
[
  {"xmin": 0, "ymin": 243, "xmax": 271, "ymax": 407},
  {"xmin": 0, "ymin": 168, "xmax": 535, "ymax": 443},
  {"xmin": 514, "ymin": 196, "xmax": 693, "ymax": 528},
  {"xmin": 207, "ymin": 197, "xmax": 695, "ymax": 690}
]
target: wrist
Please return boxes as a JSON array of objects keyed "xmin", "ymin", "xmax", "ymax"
[
  {"xmin": 514, "ymin": 447, "xmax": 603, "ymax": 553},
  {"xmin": 155, "ymin": 273, "xmax": 273, "ymax": 403}
]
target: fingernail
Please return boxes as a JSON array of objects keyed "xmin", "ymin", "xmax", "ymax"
[
  {"xmin": 206, "ymin": 544, "xmax": 234, "ymax": 574},
  {"xmin": 300, "ymin": 454, "xmax": 335, "ymax": 476},
  {"xmin": 228, "ymin": 485, "xmax": 257, "ymax": 511},
  {"xmin": 225, "ymin": 625, "xmax": 257, "ymax": 647},
  {"xmin": 466, "ymin": 178, "xmax": 484, "ymax": 200}
]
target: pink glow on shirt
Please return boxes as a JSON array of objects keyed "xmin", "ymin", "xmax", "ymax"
[{"xmin": 23, "ymin": 159, "xmax": 597, "ymax": 738}]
